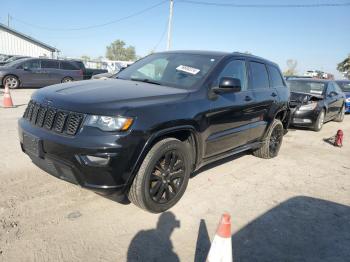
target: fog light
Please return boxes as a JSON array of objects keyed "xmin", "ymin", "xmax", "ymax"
[
  {"xmin": 80, "ymin": 155, "xmax": 110, "ymax": 166},
  {"xmin": 303, "ymin": 119, "xmax": 312, "ymax": 123}
]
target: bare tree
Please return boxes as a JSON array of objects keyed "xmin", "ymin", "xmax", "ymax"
[{"xmin": 284, "ymin": 59, "xmax": 298, "ymax": 76}]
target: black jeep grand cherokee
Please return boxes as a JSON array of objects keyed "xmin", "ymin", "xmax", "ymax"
[{"xmin": 19, "ymin": 51, "xmax": 289, "ymax": 213}]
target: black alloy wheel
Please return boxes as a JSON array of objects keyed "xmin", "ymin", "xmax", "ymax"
[
  {"xmin": 253, "ymin": 119, "xmax": 284, "ymax": 159},
  {"xmin": 128, "ymin": 138, "xmax": 191, "ymax": 213},
  {"xmin": 149, "ymin": 150, "xmax": 185, "ymax": 204},
  {"xmin": 268, "ymin": 123, "xmax": 284, "ymax": 157}
]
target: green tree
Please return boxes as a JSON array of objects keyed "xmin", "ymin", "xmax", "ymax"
[
  {"xmin": 106, "ymin": 40, "xmax": 136, "ymax": 61},
  {"xmin": 337, "ymin": 54, "xmax": 350, "ymax": 79},
  {"xmin": 81, "ymin": 55, "xmax": 90, "ymax": 62}
]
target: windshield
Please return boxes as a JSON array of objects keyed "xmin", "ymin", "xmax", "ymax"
[
  {"xmin": 3, "ymin": 59, "xmax": 29, "ymax": 68},
  {"xmin": 336, "ymin": 81, "xmax": 350, "ymax": 92},
  {"xmin": 117, "ymin": 53, "xmax": 221, "ymax": 89},
  {"xmin": 287, "ymin": 80, "xmax": 326, "ymax": 95},
  {"xmin": 5, "ymin": 56, "xmax": 26, "ymax": 63}
]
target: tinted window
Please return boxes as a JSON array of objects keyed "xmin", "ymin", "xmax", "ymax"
[
  {"xmin": 60, "ymin": 61, "xmax": 78, "ymax": 70},
  {"xmin": 41, "ymin": 60, "xmax": 59, "ymax": 69},
  {"xmin": 72, "ymin": 61, "xmax": 85, "ymax": 70},
  {"xmin": 249, "ymin": 62, "xmax": 269, "ymax": 89},
  {"xmin": 326, "ymin": 83, "xmax": 335, "ymax": 95},
  {"xmin": 336, "ymin": 81, "xmax": 350, "ymax": 92},
  {"xmin": 333, "ymin": 82, "xmax": 343, "ymax": 94},
  {"xmin": 268, "ymin": 65, "xmax": 284, "ymax": 87},
  {"xmin": 18, "ymin": 59, "xmax": 40, "ymax": 69},
  {"xmin": 217, "ymin": 60, "xmax": 247, "ymax": 91}
]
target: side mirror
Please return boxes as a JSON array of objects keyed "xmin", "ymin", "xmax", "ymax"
[
  {"xmin": 23, "ymin": 66, "xmax": 30, "ymax": 71},
  {"xmin": 212, "ymin": 77, "xmax": 241, "ymax": 94},
  {"xmin": 328, "ymin": 91, "xmax": 337, "ymax": 97}
]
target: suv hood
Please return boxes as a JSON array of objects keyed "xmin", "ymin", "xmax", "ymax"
[{"xmin": 31, "ymin": 79, "xmax": 190, "ymax": 115}]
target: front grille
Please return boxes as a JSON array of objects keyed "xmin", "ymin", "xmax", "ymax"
[{"xmin": 23, "ymin": 100, "xmax": 84, "ymax": 136}]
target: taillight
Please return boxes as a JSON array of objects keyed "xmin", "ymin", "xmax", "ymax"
[{"xmin": 79, "ymin": 69, "xmax": 83, "ymax": 76}]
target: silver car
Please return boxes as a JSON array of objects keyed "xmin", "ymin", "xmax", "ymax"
[{"xmin": 0, "ymin": 58, "xmax": 83, "ymax": 89}]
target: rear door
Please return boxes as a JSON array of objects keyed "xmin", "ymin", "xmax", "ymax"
[
  {"xmin": 41, "ymin": 60, "xmax": 60, "ymax": 85},
  {"xmin": 60, "ymin": 61, "xmax": 81, "ymax": 81},
  {"xmin": 333, "ymin": 82, "xmax": 345, "ymax": 111},
  {"xmin": 247, "ymin": 61, "xmax": 278, "ymax": 142},
  {"xmin": 205, "ymin": 59, "xmax": 255, "ymax": 158},
  {"xmin": 325, "ymin": 83, "xmax": 338, "ymax": 119}
]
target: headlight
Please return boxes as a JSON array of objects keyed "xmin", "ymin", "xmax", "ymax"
[
  {"xmin": 85, "ymin": 115, "xmax": 133, "ymax": 131},
  {"xmin": 299, "ymin": 102, "xmax": 317, "ymax": 111},
  {"xmin": 346, "ymin": 97, "xmax": 350, "ymax": 103}
]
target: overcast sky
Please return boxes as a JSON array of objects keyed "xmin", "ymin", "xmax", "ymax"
[{"xmin": 1, "ymin": 0, "xmax": 349, "ymax": 77}]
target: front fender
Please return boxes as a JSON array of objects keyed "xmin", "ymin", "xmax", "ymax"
[{"xmin": 125, "ymin": 125, "xmax": 200, "ymax": 188}]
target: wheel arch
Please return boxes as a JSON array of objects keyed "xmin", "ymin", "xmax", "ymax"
[
  {"xmin": 2, "ymin": 74, "xmax": 21, "ymax": 87},
  {"xmin": 61, "ymin": 76, "xmax": 73, "ymax": 82},
  {"xmin": 126, "ymin": 126, "xmax": 199, "ymax": 188}
]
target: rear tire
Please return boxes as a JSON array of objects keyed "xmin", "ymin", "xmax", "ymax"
[
  {"xmin": 253, "ymin": 119, "xmax": 284, "ymax": 159},
  {"xmin": 3, "ymin": 75, "xmax": 20, "ymax": 89},
  {"xmin": 128, "ymin": 138, "xmax": 191, "ymax": 213},
  {"xmin": 334, "ymin": 105, "xmax": 345, "ymax": 122},
  {"xmin": 61, "ymin": 77, "xmax": 73, "ymax": 83},
  {"xmin": 313, "ymin": 109, "xmax": 325, "ymax": 132}
]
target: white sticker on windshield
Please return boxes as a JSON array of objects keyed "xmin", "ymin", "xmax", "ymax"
[{"xmin": 176, "ymin": 65, "xmax": 200, "ymax": 75}]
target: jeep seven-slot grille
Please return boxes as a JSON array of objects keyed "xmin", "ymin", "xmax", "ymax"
[{"xmin": 23, "ymin": 100, "xmax": 84, "ymax": 136}]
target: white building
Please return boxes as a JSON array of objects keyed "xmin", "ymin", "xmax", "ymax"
[{"xmin": 0, "ymin": 23, "xmax": 58, "ymax": 58}]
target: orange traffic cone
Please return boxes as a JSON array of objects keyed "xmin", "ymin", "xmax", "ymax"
[
  {"xmin": 207, "ymin": 213, "xmax": 232, "ymax": 262},
  {"xmin": 3, "ymin": 84, "xmax": 14, "ymax": 108}
]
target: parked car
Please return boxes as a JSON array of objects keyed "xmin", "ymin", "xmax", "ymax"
[
  {"xmin": 336, "ymin": 80, "xmax": 350, "ymax": 113},
  {"xmin": 0, "ymin": 58, "xmax": 83, "ymax": 88},
  {"xmin": 287, "ymin": 78, "xmax": 346, "ymax": 131},
  {"xmin": 0, "ymin": 55, "xmax": 30, "ymax": 66},
  {"xmin": 0, "ymin": 54, "xmax": 12, "ymax": 62},
  {"xmin": 18, "ymin": 51, "xmax": 290, "ymax": 213},
  {"xmin": 91, "ymin": 69, "xmax": 122, "ymax": 80},
  {"xmin": 285, "ymin": 75, "xmax": 312, "ymax": 80},
  {"xmin": 68, "ymin": 60, "xmax": 108, "ymax": 80}
]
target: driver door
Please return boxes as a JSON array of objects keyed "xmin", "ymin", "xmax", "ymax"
[{"xmin": 205, "ymin": 59, "xmax": 256, "ymax": 158}]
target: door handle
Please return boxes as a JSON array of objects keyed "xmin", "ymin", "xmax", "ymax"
[
  {"xmin": 245, "ymin": 96, "xmax": 252, "ymax": 102},
  {"xmin": 271, "ymin": 92, "xmax": 277, "ymax": 97}
]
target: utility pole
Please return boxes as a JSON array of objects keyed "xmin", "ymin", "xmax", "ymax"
[{"xmin": 166, "ymin": 0, "xmax": 174, "ymax": 51}]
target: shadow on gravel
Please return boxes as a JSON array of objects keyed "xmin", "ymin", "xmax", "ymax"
[
  {"xmin": 195, "ymin": 196, "xmax": 350, "ymax": 262},
  {"xmin": 127, "ymin": 212, "xmax": 180, "ymax": 262}
]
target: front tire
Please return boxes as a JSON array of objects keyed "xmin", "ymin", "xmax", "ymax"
[
  {"xmin": 313, "ymin": 109, "xmax": 325, "ymax": 131},
  {"xmin": 3, "ymin": 75, "xmax": 20, "ymax": 89},
  {"xmin": 334, "ymin": 105, "xmax": 345, "ymax": 122},
  {"xmin": 253, "ymin": 119, "xmax": 284, "ymax": 159},
  {"xmin": 128, "ymin": 138, "xmax": 191, "ymax": 213}
]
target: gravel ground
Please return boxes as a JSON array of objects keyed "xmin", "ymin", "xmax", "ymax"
[{"xmin": 0, "ymin": 88, "xmax": 349, "ymax": 262}]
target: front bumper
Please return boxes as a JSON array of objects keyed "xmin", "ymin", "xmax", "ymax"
[
  {"xmin": 290, "ymin": 108, "xmax": 318, "ymax": 127},
  {"xmin": 18, "ymin": 118, "xmax": 146, "ymax": 195}
]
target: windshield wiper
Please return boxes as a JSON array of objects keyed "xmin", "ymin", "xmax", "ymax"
[{"xmin": 130, "ymin": 78, "xmax": 161, "ymax": 85}]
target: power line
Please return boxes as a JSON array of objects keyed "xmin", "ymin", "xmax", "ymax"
[
  {"xmin": 152, "ymin": 18, "xmax": 169, "ymax": 51},
  {"xmin": 12, "ymin": 0, "xmax": 167, "ymax": 31},
  {"xmin": 178, "ymin": 0, "xmax": 350, "ymax": 8}
]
